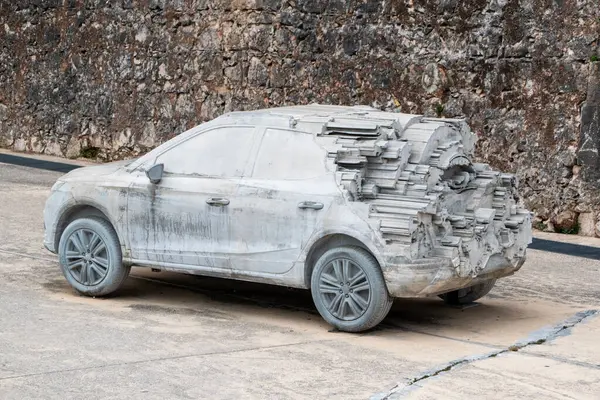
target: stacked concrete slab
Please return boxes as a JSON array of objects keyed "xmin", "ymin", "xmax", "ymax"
[{"xmin": 286, "ymin": 106, "xmax": 532, "ymax": 279}]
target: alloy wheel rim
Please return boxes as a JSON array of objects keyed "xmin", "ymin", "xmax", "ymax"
[
  {"xmin": 65, "ymin": 229, "xmax": 110, "ymax": 286},
  {"xmin": 318, "ymin": 258, "xmax": 371, "ymax": 321}
]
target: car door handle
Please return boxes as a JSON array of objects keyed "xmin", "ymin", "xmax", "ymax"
[
  {"xmin": 206, "ymin": 197, "xmax": 230, "ymax": 206},
  {"xmin": 298, "ymin": 201, "xmax": 324, "ymax": 210}
]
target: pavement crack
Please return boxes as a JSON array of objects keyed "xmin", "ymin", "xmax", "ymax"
[
  {"xmin": 0, "ymin": 248, "xmax": 57, "ymax": 263},
  {"xmin": 403, "ymin": 353, "xmax": 495, "ymax": 387},
  {"xmin": 374, "ymin": 309, "xmax": 598, "ymax": 400},
  {"xmin": 507, "ymin": 309, "xmax": 598, "ymax": 352},
  {"xmin": 0, "ymin": 339, "xmax": 332, "ymax": 382}
]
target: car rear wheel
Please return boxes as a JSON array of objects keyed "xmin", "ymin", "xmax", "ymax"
[
  {"xmin": 439, "ymin": 279, "xmax": 497, "ymax": 305},
  {"xmin": 310, "ymin": 246, "xmax": 393, "ymax": 332},
  {"xmin": 58, "ymin": 217, "xmax": 130, "ymax": 297}
]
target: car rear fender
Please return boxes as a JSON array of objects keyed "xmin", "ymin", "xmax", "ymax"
[{"xmin": 299, "ymin": 226, "xmax": 386, "ymax": 287}]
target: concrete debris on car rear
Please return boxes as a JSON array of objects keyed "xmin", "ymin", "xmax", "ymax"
[{"xmin": 276, "ymin": 105, "xmax": 533, "ymax": 280}]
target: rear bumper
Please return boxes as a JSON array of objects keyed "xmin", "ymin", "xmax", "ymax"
[
  {"xmin": 381, "ymin": 203, "xmax": 532, "ymax": 298},
  {"xmin": 382, "ymin": 253, "xmax": 525, "ymax": 298}
]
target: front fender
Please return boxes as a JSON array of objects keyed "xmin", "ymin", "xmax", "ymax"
[
  {"xmin": 43, "ymin": 189, "xmax": 77, "ymax": 253},
  {"xmin": 50, "ymin": 183, "xmax": 128, "ymax": 252}
]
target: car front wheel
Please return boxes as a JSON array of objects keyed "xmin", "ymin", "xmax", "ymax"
[
  {"xmin": 58, "ymin": 217, "xmax": 130, "ymax": 297},
  {"xmin": 311, "ymin": 246, "xmax": 393, "ymax": 332}
]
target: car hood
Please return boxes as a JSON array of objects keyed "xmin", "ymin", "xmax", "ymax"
[{"xmin": 59, "ymin": 160, "xmax": 132, "ymax": 182}]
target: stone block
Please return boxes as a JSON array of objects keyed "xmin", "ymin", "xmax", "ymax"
[
  {"xmin": 578, "ymin": 212, "xmax": 596, "ymax": 237},
  {"xmin": 553, "ymin": 210, "xmax": 578, "ymax": 233}
]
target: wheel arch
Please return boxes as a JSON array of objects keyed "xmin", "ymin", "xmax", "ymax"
[
  {"xmin": 55, "ymin": 201, "xmax": 124, "ymax": 251},
  {"xmin": 302, "ymin": 230, "xmax": 385, "ymax": 288}
]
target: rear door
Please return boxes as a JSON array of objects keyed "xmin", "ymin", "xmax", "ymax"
[{"xmin": 231, "ymin": 128, "xmax": 340, "ymax": 274}]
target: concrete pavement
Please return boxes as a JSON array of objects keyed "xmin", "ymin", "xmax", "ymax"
[{"xmin": 0, "ymin": 155, "xmax": 599, "ymax": 399}]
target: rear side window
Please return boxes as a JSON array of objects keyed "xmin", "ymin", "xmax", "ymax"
[
  {"xmin": 251, "ymin": 128, "xmax": 328, "ymax": 180},
  {"xmin": 156, "ymin": 126, "xmax": 255, "ymax": 177}
]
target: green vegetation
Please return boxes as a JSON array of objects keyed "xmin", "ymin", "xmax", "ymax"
[
  {"xmin": 80, "ymin": 146, "xmax": 100, "ymax": 159},
  {"xmin": 435, "ymin": 103, "xmax": 444, "ymax": 117},
  {"xmin": 532, "ymin": 220, "xmax": 547, "ymax": 231},
  {"xmin": 556, "ymin": 223, "xmax": 579, "ymax": 235}
]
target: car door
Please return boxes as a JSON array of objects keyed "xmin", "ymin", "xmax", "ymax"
[
  {"xmin": 231, "ymin": 127, "xmax": 340, "ymax": 274},
  {"xmin": 126, "ymin": 125, "xmax": 259, "ymax": 271}
]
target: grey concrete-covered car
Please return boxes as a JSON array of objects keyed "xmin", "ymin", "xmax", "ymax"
[{"xmin": 43, "ymin": 104, "xmax": 532, "ymax": 332}]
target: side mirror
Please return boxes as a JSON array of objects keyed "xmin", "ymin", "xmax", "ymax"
[{"xmin": 145, "ymin": 163, "xmax": 164, "ymax": 184}]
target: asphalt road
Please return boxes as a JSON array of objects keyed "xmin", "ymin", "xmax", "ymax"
[{"xmin": 1, "ymin": 154, "xmax": 599, "ymax": 399}]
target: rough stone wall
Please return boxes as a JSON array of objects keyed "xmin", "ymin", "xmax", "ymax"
[{"xmin": 0, "ymin": 0, "xmax": 599, "ymax": 236}]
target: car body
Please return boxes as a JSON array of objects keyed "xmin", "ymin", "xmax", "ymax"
[{"xmin": 44, "ymin": 104, "xmax": 532, "ymax": 332}]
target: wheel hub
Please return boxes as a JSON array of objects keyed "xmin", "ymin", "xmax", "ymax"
[
  {"xmin": 64, "ymin": 228, "xmax": 110, "ymax": 286},
  {"xmin": 318, "ymin": 257, "xmax": 372, "ymax": 321}
]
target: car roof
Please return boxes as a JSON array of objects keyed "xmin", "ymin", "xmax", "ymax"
[
  {"xmin": 214, "ymin": 104, "xmax": 425, "ymax": 137},
  {"xmin": 224, "ymin": 104, "xmax": 377, "ymax": 119},
  {"xmin": 127, "ymin": 104, "xmax": 472, "ymax": 172}
]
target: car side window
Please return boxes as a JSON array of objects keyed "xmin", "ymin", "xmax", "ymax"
[
  {"xmin": 155, "ymin": 126, "xmax": 255, "ymax": 177},
  {"xmin": 251, "ymin": 128, "xmax": 328, "ymax": 180}
]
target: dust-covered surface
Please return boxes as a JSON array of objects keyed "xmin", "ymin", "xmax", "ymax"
[
  {"xmin": 2, "ymin": 162, "xmax": 600, "ymax": 398},
  {"xmin": 41, "ymin": 107, "xmax": 532, "ymax": 298}
]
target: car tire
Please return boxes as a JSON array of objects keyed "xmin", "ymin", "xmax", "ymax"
[
  {"xmin": 439, "ymin": 279, "xmax": 497, "ymax": 305},
  {"xmin": 310, "ymin": 246, "xmax": 393, "ymax": 332},
  {"xmin": 58, "ymin": 217, "xmax": 130, "ymax": 297}
]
